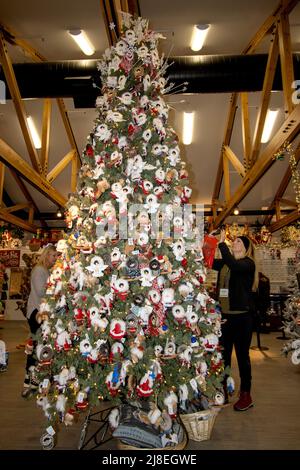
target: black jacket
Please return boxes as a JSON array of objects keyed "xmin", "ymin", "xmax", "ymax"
[{"xmin": 212, "ymin": 242, "xmax": 255, "ymax": 312}]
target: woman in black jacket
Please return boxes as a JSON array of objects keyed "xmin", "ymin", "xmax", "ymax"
[{"xmin": 212, "ymin": 229, "xmax": 256, "ymax": 411}]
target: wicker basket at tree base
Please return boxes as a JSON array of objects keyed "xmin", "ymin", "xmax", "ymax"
[
  {"xmin": 117, "ymin": 429, "xmax": 188, "ymax": 450},
  {"xmin": 180, "ymin": 407, "xmax": 220, "ymax": 442}
]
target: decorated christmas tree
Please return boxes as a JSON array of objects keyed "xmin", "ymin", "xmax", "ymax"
[
  {"xmin": 282, "ymin": 246, "xmax": 300, "ymax": 365},
  {"xmin": 36, "ymin": 14, "xmax": 225, "ymax": 447}
]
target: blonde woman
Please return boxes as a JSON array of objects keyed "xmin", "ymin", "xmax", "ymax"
[
  {"xmin": 22, "ymin": 244, "xmax": 58, "ymax": 398},
  {"xmin": 212, "ymin": 230, "xmax": 256, "ymax": 411}
]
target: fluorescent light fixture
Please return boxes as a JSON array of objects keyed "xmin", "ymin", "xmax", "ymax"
[
  {"xmin": 190, "ymin": 24, "xmax": 210, "ymax": 52},
  {"xmin": 68, "ymin": 30, "xmax": 95, "ymax": 56},
  {"xmin": 182, "ymin": 111, "xmax": 194, "ymax": 145},
  {"xmin": 26, "ymin": 116, "xmax": 41, "ymax": 149},
  {"xmin": 261, "ymin": 109, "xmax": 279, "ymax": 143}
]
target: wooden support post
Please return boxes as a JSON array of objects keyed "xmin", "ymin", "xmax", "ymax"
[
  {"xmin": 47, "ymin": 150, "xmax": 75, "ymax": 184},
  {"xmin": 275, "ymin": 200, "xmax": 282, "ymax": 220},
  {"xmin": 41, "ymin": 99, "xmax": 51, "ymax": 176},
  {"xmin": 222, "ymin": 147, "xmax": 231, "ymax": 203},
  {"xmin": 5, "ymin": 203, "xmax": 30, "ymax": 213},
  {"xmin": 0, "ymin": 32, "xmax": 42, "ymax": 173},
  {"xmin": 223, "ymin": 145, "xmax": 246, "ymax": 177},
  {"xmin": 213, "ymin": 104, "xmax": 300, "ymax": 228},
  {"xmin": 241, "ymin": 93, "xmax": 252, "ymax": 170},
  {"xmin": 269, "ymin": 208, "xmax": 300, "ymax": 232},
  {"xmin": 28, "ymin": 205, "xmax": 34, "ymax": 225},
  {"xmin": 0, "ymin": 139, "xmax": 67, "ymax": 207},
  {"xmin": 101, "ymin": 0, "xmax": 141, "ymax": 44},
  {"xmin": 279, "ymin": 197, "xmax": 298, "ymax": 207},
  {"xmin": 56, "ymin": 99, "xmax": 81, "ymax": 166},
  {"xmin": 0, "ymin": 163, "xmax": 4, "ymax": 207},
  {"xmin": 263, "ymin": 140, "xmax": 300, "ymax": 225},
  {"xmin": 71, "ymin": 153, "xmax": 78, "ymax": 193},
  {"xmin": 251, "ymin": 31, "xmax": 279, "ymax": 165},
  {"xmin": 212, "ymin": 93, "xmax": 238, "ymax": 201},
  {"xmin": 0, "ymin": 208, "xmax": 36, "ymax": 232},
  {"xmin": 278, "ymin": 13, "xmax": 295, "ymax": 115}
]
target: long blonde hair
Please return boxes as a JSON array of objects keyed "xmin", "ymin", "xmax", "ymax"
[
  {"xmin": 242, "ymin": 238, "xmax": 258, "ymax": 291},
  {"xmin": 36, "ymin": 244, "xmax": 57, "ymax": 269}
]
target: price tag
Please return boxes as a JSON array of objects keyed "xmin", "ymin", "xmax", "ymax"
[
  {"xmin": 219, "ymin": 288, "xmax": 229, "ymax": 297},
  {"xmin": 189, "ymin": 378, "xmax": 198, "ymax": 392},
  {"xmin": 46, "ymin": 426, "xmax": 56, "ymax": 436},
  {"xmin": 128, "ymin": 238, "xmax": 134, "ymax": 245},
  {"xmin": 42, "ymin": 379, "xmax": 50, "ymax": 388}
]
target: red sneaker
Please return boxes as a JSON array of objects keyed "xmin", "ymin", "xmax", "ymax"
[{"xmin": 233, "ymin": 391, "xmax": 254, "ymax": 411}]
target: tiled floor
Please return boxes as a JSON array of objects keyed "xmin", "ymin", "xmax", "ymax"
[{"xmin": 0, "ymin": 320, "xmax": 300, "ymax": 450}]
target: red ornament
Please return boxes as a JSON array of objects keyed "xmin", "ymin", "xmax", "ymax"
[
  {"xmin": 76, "ymin": 400, "xmax": 88, "ymax": 410},
  {"xmin": 86, "ymin": 145, "xmax": 94, "ymax": 157},
  {"xmin": 181, "ymin": 258, "xmax": 188, "ymax": 268},
  {"xmin": 128, "ymin": 124, "xmax": 135, "ymax": 135}
]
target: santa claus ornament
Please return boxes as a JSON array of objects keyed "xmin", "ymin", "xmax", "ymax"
[
  {"xmin": 111, "ymin": 278, "xmax": 129, "ymax": 301},
  {"xmin": 109, "ymin": 319, "xmax": 126, "ymax": 340}
]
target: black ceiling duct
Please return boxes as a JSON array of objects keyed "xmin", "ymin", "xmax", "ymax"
[{"xmin": 1, "ymin": 54, "xmax": 300, "ymax": 107}]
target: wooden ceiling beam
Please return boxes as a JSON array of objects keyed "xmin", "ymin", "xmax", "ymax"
[
  {"xmin": 278, "ymin": 12, "xmax": 295, "ymax": 116},
  {"xmin": 275, "ymin": 199, "xmax": 282, "ymax": 220},
  {"xmin": 0, "ymin": 139, "xmax": 67, "ymax": 207},
  {"xmin": 0, "ymin": 207, "xmax": 36, "ymax": 233},
  {"xmin": 101, "ymin": 0, "xmax": 141, "ymax": 45},
  {"xmin": 213, "ymin": 104, "xmax": 300, "ymax": 228},
  {"xmin": 269, "ymin": 208, "xmax": 300, "ymax": 232},
  {"xmin": 250, "ymin": 30, "xmax": 279, "ymax": 165},
  {"xmin": 0, "ymin": 32, "xmax": 42, "ymax": 173},
  {"xmin": 279, "ymin": 197, "xmax": 298, "ymax": 207},
  {"xmin": 0, "ymin": 23, "xmax": 81, "ymax": 167},
  {"xmin": 212, "ymin": 93, "xmax": 238, "ymax": 202},
  {"xmin": 10, "ymin": 170, "xmax": 48, "ymax": 228},
  {"xmin": 211, "ymin": 1, "xmax": 299, "ymax": 222},
  {"xmin": 242, "ymin": 0, "xmax": 298, "ymax": 54},
  {"xmin": 222, "ymin": 147, "xmax": 231, "ymax": 203},
  {"xmin": 223, "ymin": 145, "xmax": 246, "ymax": 177},
  {"xmin": 47, "ymin": 150, "xmax": 75, "ymax": 184},
  {"xmin": 56, "ymin": 99, "xmax": 81, "ymax": 166},
  {"xmin": 28, "ymin": 205, "xmax": 34, "ymax": 225},
  {"xmin": 10, "ymin": 170, "xmax": 39, "ymax": 213},
  {"xmin": 263, "ymin": 141, "xmax": 300, "ymax": 225},
  {"xmin": 0, "ymin": 163, "xmax": 4, "ymax": 207},
  {"xmin": 4, "ymin": 203, "xmax": 31, "ymax": 213},
  {"xmin": 71, "ymin": 154, "xmax": 78, "ymax": 193},
  {"xmin": 241, "ymin": 92, "xmax": 252, "ymax": 171},
  {"xmin": 0, "ymin": 22, "xmax": 47, "ymax": 61},
  {"xmin": 41, "ymin": 99, "xmax": 51, "ymax": 177}
]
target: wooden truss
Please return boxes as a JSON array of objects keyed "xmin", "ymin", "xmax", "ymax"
[
  {"xmin": 0, "ymin": 23, "xmax": 80, "ymax": 232},
  {"xmin": 100, "ymin": 0, "xmax": 141, "ymax": 44},
  {"xmin": 211, "ymin": 0, "xmax": 300, "ymax": 231}
]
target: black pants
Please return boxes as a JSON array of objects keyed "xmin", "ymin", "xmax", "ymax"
[
  {"xmin": 221, "ymin": 312, "xmax": 253, "ymax": 392},
  {"xmin": 25, "ymin": 309, "xmax": 39, "ymax": 379}
]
